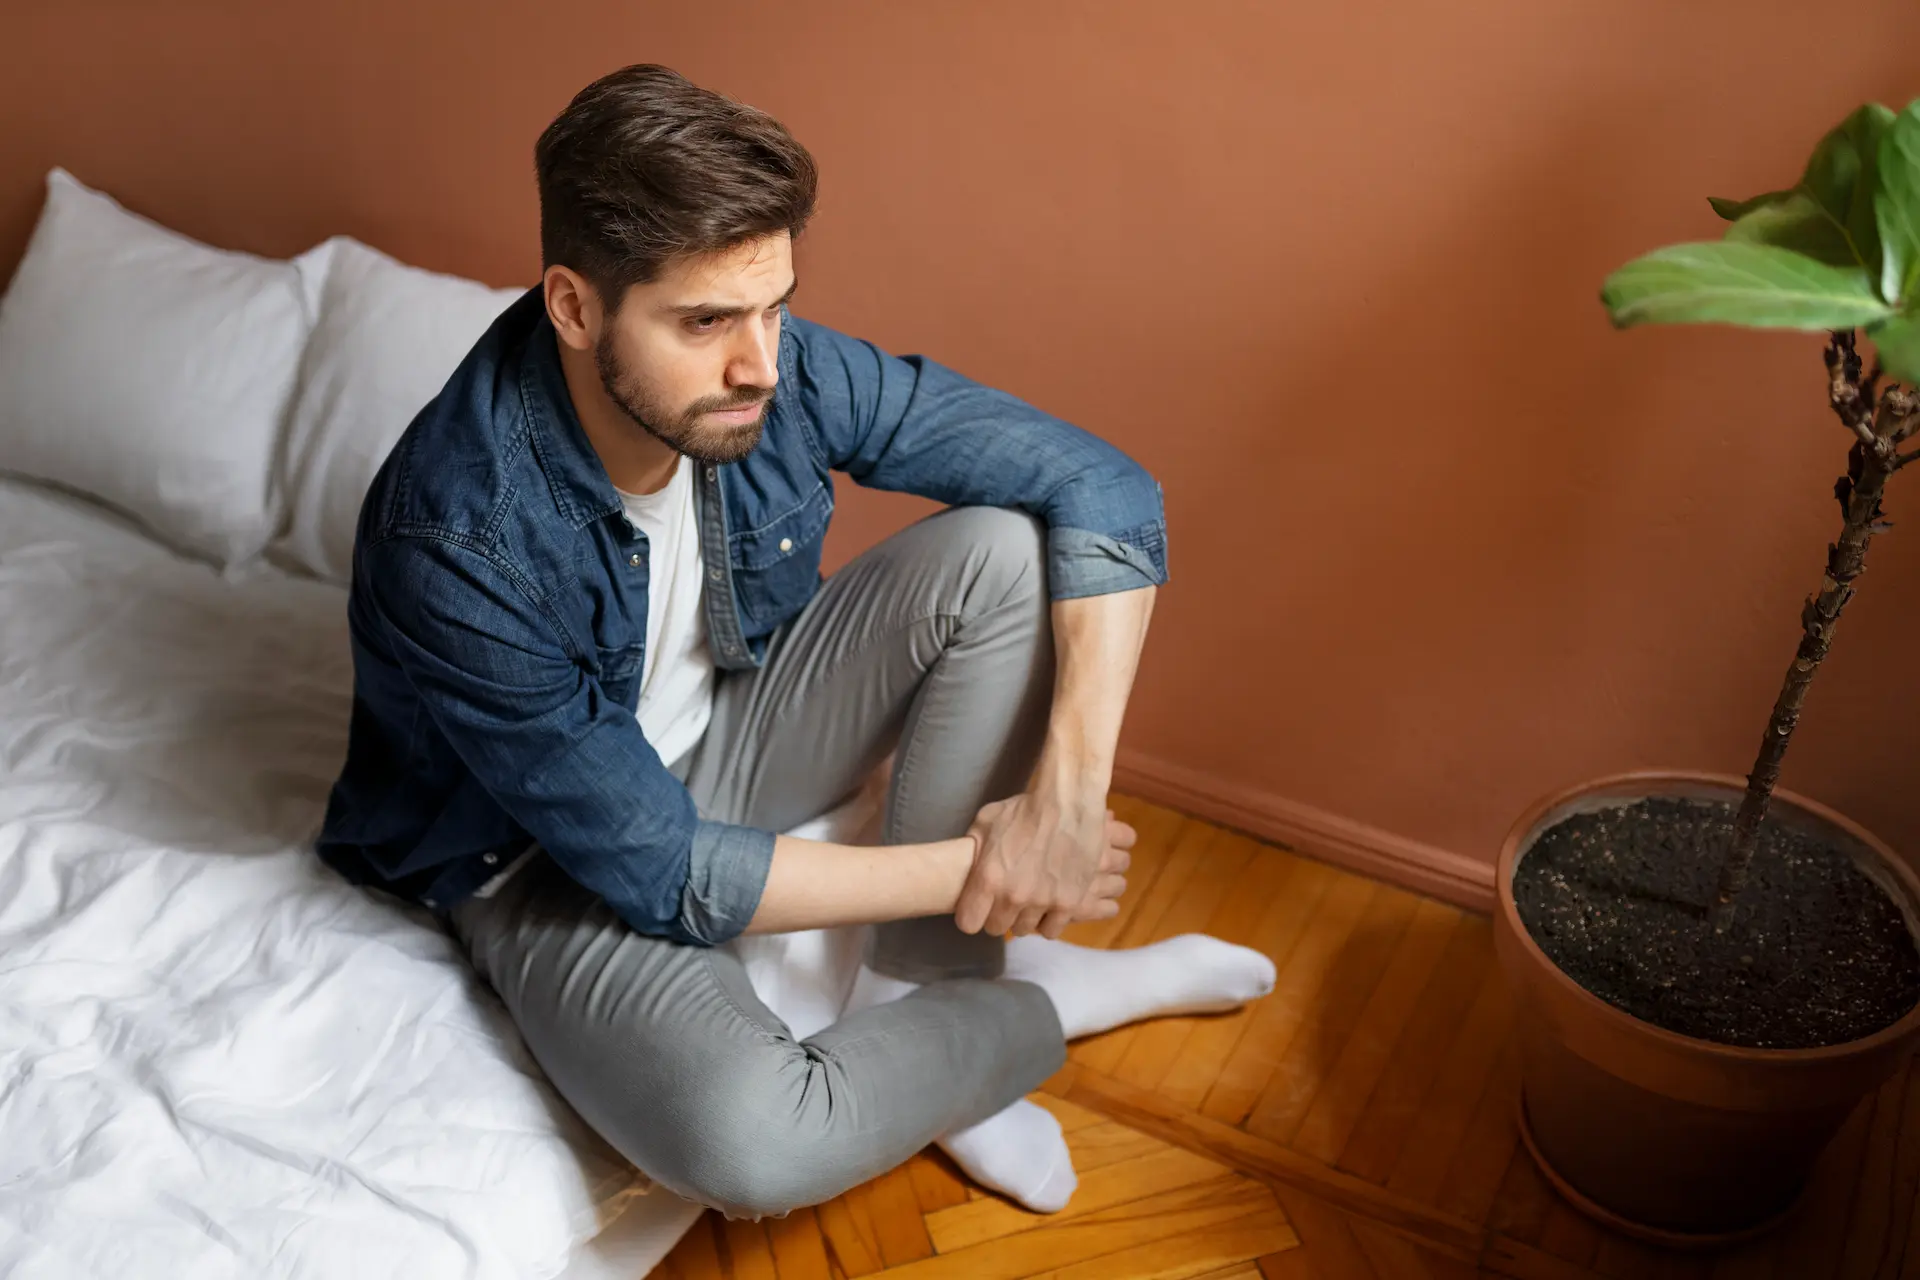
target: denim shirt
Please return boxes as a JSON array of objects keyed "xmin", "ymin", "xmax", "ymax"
[{"xmin": 315, "ymin": 289, "xmax": 1168, "ymax": 946}]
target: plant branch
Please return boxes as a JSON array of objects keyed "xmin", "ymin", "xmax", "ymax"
[
  {"xmin": 1884, "ymin": 386, "xmax": 1920, "ymax": 445},
  {"xmin": 1827, "ymin": 332, "xmax": 1882, "ymax": 450},
  {"xmin": 1717, "ymin": 335, "xmax": 1906, "ymax": 912}
]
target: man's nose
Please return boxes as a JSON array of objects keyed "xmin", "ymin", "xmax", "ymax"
[{"xmin": 728, "ymin": 323, "xmax": 779, "ymax": 390}]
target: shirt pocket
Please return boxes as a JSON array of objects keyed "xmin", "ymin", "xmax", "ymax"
[{"xmin": 728, "ymin": 480, "xmax": 833, "ymax": 630}]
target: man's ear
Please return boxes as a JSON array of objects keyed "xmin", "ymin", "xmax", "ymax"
[{"xmin": 543, "ymin": 265, "xmax": 600, "ymax": 352}]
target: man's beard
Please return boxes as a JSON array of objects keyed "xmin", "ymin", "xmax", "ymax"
[{"xmin": 594, "ymin": 328, "xmax": 769, "ymax": 465}]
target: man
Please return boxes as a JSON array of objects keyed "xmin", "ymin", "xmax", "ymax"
[{"xmin": 317, "ymin": 64, "xmax": 1273, "ymax": 1220}]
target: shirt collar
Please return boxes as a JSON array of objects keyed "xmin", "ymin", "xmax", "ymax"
[{"xmin": 513, "ymin": 292, "xmax": 626, "ymax": 530}]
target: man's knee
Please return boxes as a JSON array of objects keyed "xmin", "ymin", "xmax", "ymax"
[
  {"xmin": 670, "ymin": 1092, "xmax": 868, "ymax": 1220},
  {"xmin": 648, "ymin": 1047, "xmax": 875, "ymax": 1219},
  {"xmin": 945, "ymin": 506, "xmax": 1048, "ymax": 618}
]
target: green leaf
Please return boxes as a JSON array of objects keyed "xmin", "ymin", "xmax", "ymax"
[
  {"xmin": 1874, "ymin": 102, "xmax": 1920, "ymax": 306},
  {"xmin": 1798, "ymin": 103, "xmax": 1895, "ymax": 280},
  {"xmin": 1709, "ymin": 191, "xmax": 1792, "ymax": 221},
  {"xmin": 1702, "ymin": 108, "xmax": 1893, "ymax": 276},
  {"xmin": 1721, "ymin": 191, "xmax": 1858, "ymax": 265},
  {"xmin": 1866, "ymin": 315, "xmax": 1920, "ymax": 384},
  {"xmin": 1601, "ymin": 241, "xmax": 1895, "ymax": 330}
]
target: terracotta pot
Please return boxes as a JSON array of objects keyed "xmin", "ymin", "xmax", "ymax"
[{"xmin": 1494, "ymin": 770, "xmax": 1920, "ymax": 1247}]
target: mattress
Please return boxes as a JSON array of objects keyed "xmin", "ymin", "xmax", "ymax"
[{"xmin": 0, "ymin": 474, "xmax": 875, "ymax": 1279}]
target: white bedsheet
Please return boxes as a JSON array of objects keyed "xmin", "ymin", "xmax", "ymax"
[{"xmin": 0, "ymin": 476, "xmax": 872, "ymax": 1279}]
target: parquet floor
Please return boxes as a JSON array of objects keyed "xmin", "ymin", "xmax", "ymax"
[{"xmin": 650, "ymin": 796, "xmax": 1920, "ymax": 1279}]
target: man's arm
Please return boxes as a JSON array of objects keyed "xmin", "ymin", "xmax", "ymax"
[
  {"xmin": 788, "ymin": 314, "xmax": 1169, "ymax": 604},
  {"xmin": 743, "ymin": 815, "xmax": 1135, "ymax": 935},
  {"xmin": 365, "ymin": 534, "xmax": 770, "ymax": 946},
  {"xmin": 789, "ymin": 314, "xmax": 1167, "ymax": 937},
  {"xmin": 956, "ymin": 586, "xmax": 1156, "ymax": 939}
]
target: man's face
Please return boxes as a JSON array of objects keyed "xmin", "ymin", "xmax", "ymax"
[{"xmin": 593, "ymin": 233, "xmax": 795, "ymax": 465}]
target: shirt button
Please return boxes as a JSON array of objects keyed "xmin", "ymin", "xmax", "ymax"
[
  {"xmin": 725, "ymin": 644, "xmax": 740, "ymax": 657},
  {"xmin": 422, "ymin": 897, "xmax": 438, "ymax": 910},
  {"xmin": 708, "ymin": 567, "xmax": 722, "ymax": 581},
  {"xmin": 778, "ymin": 538, "xmax": 792, "ymax": 553},
  {"xmin": 705, "ymin": 467, "xmax": 717, "ymax": 483},
  {"xmin": 629, "ymin": 553, "xmax": 642, "ymax": 567},
  {"xmin": 482, "ymin": 852, "xmax": 498, "ymax": 865}
]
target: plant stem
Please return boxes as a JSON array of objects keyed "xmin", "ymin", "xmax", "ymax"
[{"xmin": 1714, "ymin": 335, "xmax": 1899, "ymax": 911}]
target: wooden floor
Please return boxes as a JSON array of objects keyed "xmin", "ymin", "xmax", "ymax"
[{"xmin": 650, "ymin": 796, "xmax": 1920, "ymax": 1280}]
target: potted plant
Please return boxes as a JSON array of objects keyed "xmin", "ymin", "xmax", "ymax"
[{"xmin": 1493, "ymin": 99, "xmax": 1920, "ymax": 1246}]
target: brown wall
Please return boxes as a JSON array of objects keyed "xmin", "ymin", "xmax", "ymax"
[{"xmin": 7, "ymin": 1, "xmax": 1920, "ymax": 896}]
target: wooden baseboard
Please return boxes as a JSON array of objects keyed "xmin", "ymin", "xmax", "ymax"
[{"xmin": 1111, "ymin": 749, "xmax": 1497, "ymax": 914}]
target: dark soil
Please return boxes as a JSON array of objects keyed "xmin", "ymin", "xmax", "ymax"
[{"xmin": 1511, "ymin": 797, "xmax": 1920, "ymax": 1050}]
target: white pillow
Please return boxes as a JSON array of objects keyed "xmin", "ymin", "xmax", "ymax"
[
  {"xmin": 0, "ymin": 168, "xmax": 316, "ymax": 567},
  {"xmin": 274, "ymin": 237, "xmax": 526, "ymax": 583}
]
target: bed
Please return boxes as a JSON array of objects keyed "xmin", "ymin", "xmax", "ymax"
[{"xmin": 0, "ymin": 171, "xmax": 876, "ymax": 1277}]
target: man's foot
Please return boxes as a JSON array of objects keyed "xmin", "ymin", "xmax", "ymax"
[
  {"xmin": 938, "ymin": 1098, "xmax": 1077, "ymax": 1212},
  {"xmin": 842, "ymin": 965, "xmax": 1078, "ymax": 1213},
  {"xmin": 1002, "ymin": 933, "xmax": 1277, "ymax": 1041}
]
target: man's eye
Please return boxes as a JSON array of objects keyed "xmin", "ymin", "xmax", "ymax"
[{"xmin": 688, "ymin": 316, "xmax": 721, "ymax": 332}]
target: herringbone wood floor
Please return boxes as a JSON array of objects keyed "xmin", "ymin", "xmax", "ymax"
[{"xmin": 649, "ymin": 796, "xmax": 1920, "ymax": 1279}]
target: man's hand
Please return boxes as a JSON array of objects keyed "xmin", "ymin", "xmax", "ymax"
[
  {"xmin": 955, "ymin": 796, "xmax": 1136, "ymax": 938},
  {"xmin": 955, "ymin": 585, "xmax": 1156, "ymax": 939}
]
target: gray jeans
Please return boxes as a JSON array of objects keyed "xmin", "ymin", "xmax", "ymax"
[{"xmin": 449, "ymin": 506, "xmax": 1068, "ymax": 1219}]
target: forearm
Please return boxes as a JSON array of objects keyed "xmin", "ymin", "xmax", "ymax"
[
  {"xmin": 741, "ymin": 834, "xmax": 976, "ymax": 935},
  {"xmin": 1032, "ymin": 586, "xmax": 1156, "ymax": 796}
]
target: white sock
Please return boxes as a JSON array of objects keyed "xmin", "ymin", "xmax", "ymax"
[
  {"xmin": 939, "ymin": 1098, "xmax": 1077, "ymax": 1212},
  {"xmin": 843, "ymin": 965, "xmax": 1078, "ymax": 1212},
  {"xmin": 1002, "ymin": 933, "xmax": 1277, "ymax": 1041}
]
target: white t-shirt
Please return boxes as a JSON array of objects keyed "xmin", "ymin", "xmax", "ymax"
[
  {"xmin": 616, "ymin": 455, "xmax": 716, "ymax": 769},
  {"xmin": 473, "ymin": 454, "xmax": 715, "ymax": 899}
]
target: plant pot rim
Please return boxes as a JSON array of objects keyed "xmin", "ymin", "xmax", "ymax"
[{"xmin": 1496, "ymin": 767, "xmax": 1920, "ymax": 1064}]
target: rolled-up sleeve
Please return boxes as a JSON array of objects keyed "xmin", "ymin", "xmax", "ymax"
[
  {"xmin": 682, "ymin": 821, "xmax": 777, "ymax": 945},
  {"xmin": 364, "ymin": 534, "xmax": 773, "ymax": 945},
  {"xmin": 789, "ymin": 315, "xmax": 1168, "ymax": 599}
]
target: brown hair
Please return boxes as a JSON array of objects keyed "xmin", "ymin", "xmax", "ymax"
[{"xmin": 534, "ymin": 64, "xmax": 817, "ymax": 304}]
